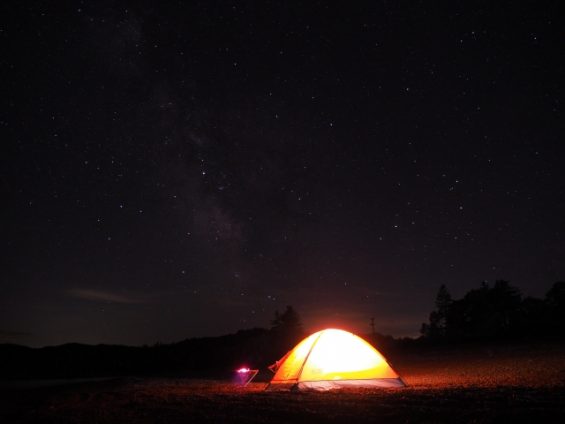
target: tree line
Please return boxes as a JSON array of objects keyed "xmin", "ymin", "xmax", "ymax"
[{"xmin": 420, "ymin": 281, "xmax": 565, "ymax": 343}]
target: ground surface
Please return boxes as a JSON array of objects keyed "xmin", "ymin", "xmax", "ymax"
[{"xmin": 1, "ymin": 344, "xmax": 564, "ymax": 423}]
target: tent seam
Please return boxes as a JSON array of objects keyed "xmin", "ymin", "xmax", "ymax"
[{"xmin": 295, "ymin": 330, "xmax": 324, "ymax": 382}]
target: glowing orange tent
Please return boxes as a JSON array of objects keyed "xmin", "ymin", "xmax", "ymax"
[{"xmin": 267, "ymin": 328, "xmax": 405, "ymax": 390}]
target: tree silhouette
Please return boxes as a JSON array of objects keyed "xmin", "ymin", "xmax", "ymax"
[
  {"xmin": 421, "ymin": 285, "xmax": 452, "ymax": 341},
  {"xmin": 270, "ymin": 305, "xmax": 304, "ymax": 352},
  {"xmin": 545, "ymin": 281, "xmax": 565, "ymax": 310},
  {"xmin": 520, "ymin": 296, "xmax": 546, "ymax": 336},
  {"xmin": 545, "ymin": 281, "xmax": 565, "ymax": 336},
  {"xmin": 489, "ymin": 280, "xmax": 522, "ymax": 337},
  {"xmin": 417, "ymin": 280, "xmax": 565, "ymax": 343},
  {"xmin": 271, "ymin": 305, "xmax": 303, "ymax": 334},
  {"xmin": 448, "ymin": 280, "xmax": 523, "ymax": 341}
]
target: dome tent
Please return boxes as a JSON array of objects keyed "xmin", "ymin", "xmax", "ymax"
[{"xmin": 267, "ymin": 328, "xmax": 405, "ymax": 391}]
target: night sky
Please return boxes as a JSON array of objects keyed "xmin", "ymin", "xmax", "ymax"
[{"xmin": 3, "ymin": 1, "xmax": 564, "ymax": 347}]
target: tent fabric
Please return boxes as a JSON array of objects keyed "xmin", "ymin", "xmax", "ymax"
[
  {"xmin": 298, "ymin": 378, "xmax": 405, "ymax": 390},
  {"xmin": 267, "ymin": 328, "xmax": 405, "ymax": 391}
]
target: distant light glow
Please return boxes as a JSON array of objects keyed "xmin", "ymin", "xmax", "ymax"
[{"xmin": 237, "ymin": 367, "xmax": 251, "ymax": 373}]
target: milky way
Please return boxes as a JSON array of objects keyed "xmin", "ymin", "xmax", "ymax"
[{"xmin": 3, "ymin": 1, "xmax": 564, "ymax": 346}]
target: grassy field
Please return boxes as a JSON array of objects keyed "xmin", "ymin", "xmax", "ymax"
[{"xmin": 1, "ymin": 344, "xmax": 564, "ymax": 423}]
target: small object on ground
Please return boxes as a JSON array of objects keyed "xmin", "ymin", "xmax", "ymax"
[{"xmin": 235, "ymin": 367, "xmax": 259, "ymax": 386}]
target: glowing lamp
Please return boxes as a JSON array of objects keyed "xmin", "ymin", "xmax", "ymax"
[{"xmin": 235, "ymin": 366, "xmax": 258, "ymax": 386}]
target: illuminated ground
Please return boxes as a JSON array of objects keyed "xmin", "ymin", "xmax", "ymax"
[{"xmin": 2, "ymin": 344, "xmax": 564, "ymax": 423}]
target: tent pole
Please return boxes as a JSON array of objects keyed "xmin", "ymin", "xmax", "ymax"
[{"xmin": 294, "ymin": 330, "xmax": 324, "ymax": 384}]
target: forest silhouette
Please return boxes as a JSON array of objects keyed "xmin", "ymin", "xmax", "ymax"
[{"xmin": 420, "ymin": 281, "xmax": 565, "ymax": 342}]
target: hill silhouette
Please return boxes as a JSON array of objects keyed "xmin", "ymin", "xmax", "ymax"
[
  {"xmin": 0, "ymin": 306, "xmax": 307, "ymax": 380},
  {"xmin": 1, "ymin": 283, "xmax": 564, "ymax": 380}
]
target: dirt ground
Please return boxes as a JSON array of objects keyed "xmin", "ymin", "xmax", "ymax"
[{"xmin": 1, "ymin": 344, "xmax": 564, "ymax": 423}]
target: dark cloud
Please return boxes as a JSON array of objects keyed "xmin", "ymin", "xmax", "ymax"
[
  {"xmin": 0, "ymin": 330, "xmax": 32, "ymax": 339},
  {"xmin": 67, "ymin": 288, "xmax": 147, "ymax": 304}
]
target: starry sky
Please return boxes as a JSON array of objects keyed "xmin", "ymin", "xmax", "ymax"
[{"xmin": 2, "ymin": 1, "xmax": 564, "ymax": 347}]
